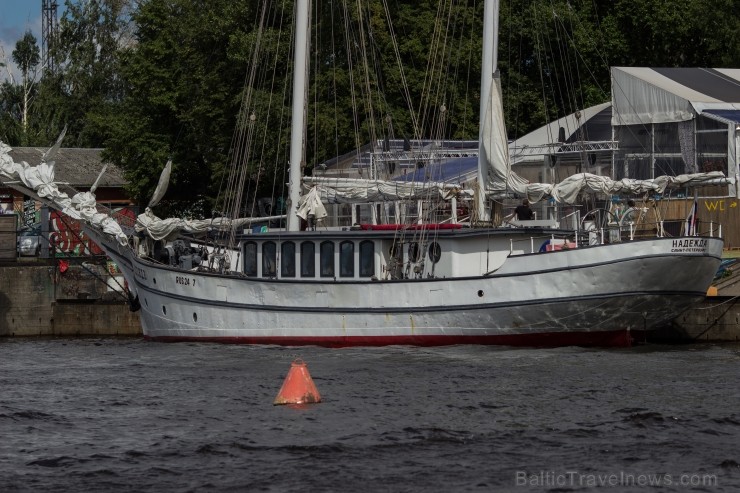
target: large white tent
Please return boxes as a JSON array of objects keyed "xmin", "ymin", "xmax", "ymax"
[
  {"xmin": 611, "ymin": 67, "xmax": 740, "ymax": 196},
  {"xmin": 612, "ymin": 67, "xmax": 740, "ymax": 125}
]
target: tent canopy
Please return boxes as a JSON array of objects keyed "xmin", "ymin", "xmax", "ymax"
[{"xmin": 611, "ymin": 67, "xmax": 740, "ymax": 126}]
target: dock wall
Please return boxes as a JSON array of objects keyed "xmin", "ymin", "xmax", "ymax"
[
  {"xmin": 650, "ymin": 297, "xmax": 740, "ymax": 343},
  {"xmin": 0, "ymin": 263, "xmax": 140, "ymax": 337}
]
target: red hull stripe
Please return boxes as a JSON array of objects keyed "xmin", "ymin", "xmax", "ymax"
[{"xmin": 145, "ymin": 329, "xmax": 632, "ymax": 348}]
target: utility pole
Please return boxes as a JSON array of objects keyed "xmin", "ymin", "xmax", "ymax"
[{"xmin": 41, "ymin": 0, "xmax": 58, "ymax": 74}]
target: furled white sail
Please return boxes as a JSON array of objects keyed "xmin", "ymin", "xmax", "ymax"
[
  {"xmin": 523, "ymin": 171, "xmax": 730, "ymax": 204},
  {"xmin": 303, "ymin": 176, "xmax": 474, "ymax": 203},
  {"xmin": 480, "ymin": 75, "xmax": 530, "ymax": 196},
  {"xmin": 148, "ymin": 160, "xmax": 172, "ymax": 208},
  {"xmin": 134, "ymin": 207, "xmax": 269, "ymax": 241},
  {"xmin": 0, "ymin": 139, "xmax": 129, "ymax": 245}
]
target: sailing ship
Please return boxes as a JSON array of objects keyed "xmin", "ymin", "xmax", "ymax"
[{"xmin": 0, "ymin": 0, "xmax": 728, "ymax": 347}]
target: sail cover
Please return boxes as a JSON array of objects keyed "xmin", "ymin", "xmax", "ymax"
[
  {"xmin": 480, "ymin": 76, "xmax": 531, "ymax": 197},
  {"xmin": 303, "ymin": 177, "xmax": 474, "ymax": 203}
]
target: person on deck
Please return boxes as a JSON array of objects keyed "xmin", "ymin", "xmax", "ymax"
[
  {"xmin": 514, "ymin": 199, "xmax": 534, "ymax": 220},
  {"xmin": 621, "ymin": 200, "xmax": 637, "ymax": 225}
]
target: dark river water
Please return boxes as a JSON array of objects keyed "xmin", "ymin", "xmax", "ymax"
[{"xmin": 1, "ymin": 339, "xmax": 739, "ymax": 492}]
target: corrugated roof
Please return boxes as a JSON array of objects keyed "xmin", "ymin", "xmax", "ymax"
[{"xmin": 7, "ymin": 147, "xmax": 127, "ymax": 188}]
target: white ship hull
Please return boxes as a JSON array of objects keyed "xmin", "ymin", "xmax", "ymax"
[{"xmin": 92, "ymin": 227, "xmax": 722, "ymax": 347}]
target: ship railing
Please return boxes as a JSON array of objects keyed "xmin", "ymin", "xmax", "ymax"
[
  {"xmin": 509, "ymin": 220, "xmax": 722, "ymax": 255},
  {"xmin": 509, "ymin": 233, "xmax": 576, "ymax": 255},
  {"xmin": 596, "ymin": 220, "xmax": 723, "ymax": 243}
]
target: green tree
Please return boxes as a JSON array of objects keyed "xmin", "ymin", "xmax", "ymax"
[
  {"xmin": 40, "ymin": 0, "xmax": 132, "ymax": 148},
  {"xmin": 105, "ymin": 0, "xmax": 257, "ymax": 214},
  {"xmin": 607, "ymin": 0, "xmax": 740, "ymax": 67},
  {"xmin": 11, "ymin": 31, "xmax": 41, "ymax": 143},
  {"xmin": 0, "ymin": 81, "xmax": 23, "ymax": 144}
]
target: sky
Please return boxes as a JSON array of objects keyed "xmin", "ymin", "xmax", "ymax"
[{"xmin": 0, "ymin": 0, "xmax": 66, "ymax": 82}]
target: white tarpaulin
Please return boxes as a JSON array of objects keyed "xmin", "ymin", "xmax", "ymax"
[{"xmin": 296, "ymin": 186, "xmax": 327, "ymax": 220}]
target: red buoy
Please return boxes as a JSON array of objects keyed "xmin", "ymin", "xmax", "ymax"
[{"xmin": 273, "ymin": 359, "xmax": 322, "ymax": 405}]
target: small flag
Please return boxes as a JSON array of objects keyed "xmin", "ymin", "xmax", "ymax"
[{"xmin": 685, "ymin": 199, "xmax": 698, "ymax": 236}]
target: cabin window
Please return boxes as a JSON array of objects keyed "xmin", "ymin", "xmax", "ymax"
[
  {"xmin": 244, "ymin": 241, "xmax": 258, "ymax": 276},
  {"xmin": 428, "ymin": 242, "xmax": 441, "ymax": 263},
  {"xmin": 320, "ymin": 241, "xmax": 335, "ymax": 277},
  {"xmin": 360, "ymin": 240, "xmax": 375, "ymax": 277},
  {"xmin": 339, "ymin": 241, "xmax": 354, "ymax": 278},
  {"xmin": 408, "ymin": 242, "xmax": 420, "ymax": 262},
  {"xmin": 300, "ymin": 241, "xmax": 315, "ymax": 277},
  {"xmin": 281, "ymin": 242, "xmax": 296, "ymax": 277},
  {"xmin": 262, "ymin": 241, "xmax": 277, "ymax": 277}
]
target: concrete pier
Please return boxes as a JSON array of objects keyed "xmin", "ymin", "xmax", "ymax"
[
  {"xmin": 650, "ymin": 297, "xmax": 740, "ymax": 343},
  {"xmin": 652, "ymin": 255, "xmax": 740, "ymax": 342},
  {"xmin": 0, "ymin": 261, "xmax": 140, "ymax": 337}
]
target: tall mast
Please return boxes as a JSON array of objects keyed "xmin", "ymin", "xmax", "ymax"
[
  {"xmin": 287, "ymin": 0, "xmax": 310, "ymax": 231},
  {"xmin": 476, "ymin": 0, "xmax": 498, "ymax": 222}
]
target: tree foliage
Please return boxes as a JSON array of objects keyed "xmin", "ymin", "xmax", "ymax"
[
  {"xmin": 1, "ymin": 0, "xmax": 132, "ymax": 148},
  {"xmin": 9, "ymin": 31, "xmax": 41, "ymax": 142},
  {"xmin": 104, "ymin": 0, "xmax": 257, "ymax": 214}
]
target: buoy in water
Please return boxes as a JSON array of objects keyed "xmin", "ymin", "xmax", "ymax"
[{"xmin": 274, "ymin": 359, "xmax": 322, "ymax": 405}]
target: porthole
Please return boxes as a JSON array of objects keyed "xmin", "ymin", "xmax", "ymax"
[
  {"xmin": 162, "ymin": 305, "xmax": 167, "ymax": 315},
  {"xmin": 153, "ymin": 278, "xmax": 157, "ymax": 285},
  {"xmin": 193, "ymin": 313, "xmax": 198, "ymax": 322},
  {"xmin": 428, "ymin": 242, "xmax": 441, "ymax": 263},
  {"xmin": 477, "ymin": 290, "xmax": 484, "ymax": 297}
]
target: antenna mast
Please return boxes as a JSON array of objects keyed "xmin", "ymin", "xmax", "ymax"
[{"xmin": 41, "ymin": 0, "xmax": 59, "ymax": 74}]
